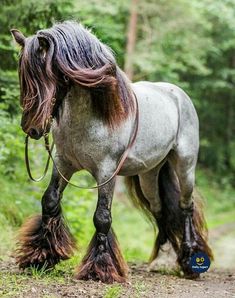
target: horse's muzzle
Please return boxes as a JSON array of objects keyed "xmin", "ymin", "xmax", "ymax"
[{"xmin": 28, "ymin": 127, "xmax": 43, "ymax": 140}]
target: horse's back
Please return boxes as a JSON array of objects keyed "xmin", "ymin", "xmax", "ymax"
[{"xmin": 132, "ymin": 81, "xmax": 197, "ymax": 117}]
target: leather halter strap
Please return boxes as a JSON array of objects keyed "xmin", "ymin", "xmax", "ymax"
[
  {"xmin": 25, "ymin": 92, "xmax": 139, "ymax": 189},
  {"xmin": 25, "ymin": 135, "xmax": 52, "ymax": 182}
]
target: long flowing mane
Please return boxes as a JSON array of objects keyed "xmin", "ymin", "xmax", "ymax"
[{"xmin": 19, "ymin": 21, "xmax": 135, "ymax": 129}]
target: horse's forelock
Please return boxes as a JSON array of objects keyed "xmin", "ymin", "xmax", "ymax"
[{"xmin": 19, "ymin": 34, "xmax": 56, "ymax": 130}]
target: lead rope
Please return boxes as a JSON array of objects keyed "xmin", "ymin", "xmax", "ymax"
[{"xmin": 25, "ymin": 92, "xmax": 139, "ymax": 189}]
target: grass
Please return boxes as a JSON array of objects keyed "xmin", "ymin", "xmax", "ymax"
[
  {"xmin": 104, "ymin": 285, "xmax": 123, "ymax": 298},
  {"xmin": 134, "ymin": 282, "xmax": 148, "ymax": 298},
  {"xmin": 0, "ymin": 268, "xmax": 68, "ymax": 298},
  {"xmin": 0, "ymin": 272, "xmax": 30, "ymax": 297},
  {"xmin": 29, "ymin": 264, "xmax": 54, "ymax": 280},
  {"xmin": 196, "ymin": 167, "xmax": 235, "ymax": 228},
  {"xmin": 0, "ymin": 266, "xmax": 152, "ymax": 298}
]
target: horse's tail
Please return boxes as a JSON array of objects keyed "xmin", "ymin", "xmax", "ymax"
[
  {"xmin": 125, "ymin": 161, "xmax": 213, "ymax": 262},
  {"xmin": 124, "ymin": 175, "xmax": 156, "ymax": 229}
]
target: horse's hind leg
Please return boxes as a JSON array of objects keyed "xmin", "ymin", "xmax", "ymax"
[
  {"xmin": 138, "ymin": 167, "xmax": 178, "ymax": 271},
  {"xmin": 76, "ymin": 178, "xmax": 128, "ymax": 283},
  {"xmin": 170, "ymin": 149, "xmax": 213, "ymax": 278},
  {"xmin": 15, "ymin": 157, "xmax": 76, "ymax": 269}
]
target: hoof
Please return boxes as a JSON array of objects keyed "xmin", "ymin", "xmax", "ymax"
[
  {"xmin": 15, "ymin": 214, "xmax": 76, "ymax": 269},
  {"xmin": 184, "ymin": 271, "xmax": 200, "ymax": 279},
  {"xmin": 76, "ymin": 228, "xmax": 128, "ymax": 283},
  {"xmin": 148, "ymin": 241, "xmax": 178, "ymax": 272}
]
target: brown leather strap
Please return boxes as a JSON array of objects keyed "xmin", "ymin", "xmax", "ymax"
[
  {"xmin": 25, "ymin": 134, "xmax": 53, "ymax": 182},
  {"xmin": 25, "ymin": 92, "xmax": 139, "ymax": 189}
]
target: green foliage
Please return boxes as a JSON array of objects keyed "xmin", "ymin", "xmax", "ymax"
[
  {"xmin": 135, "ymin": 0, "xmax": 212, "ymax": 82},
  {"xmin": 62, "ymin": 174, "xmax": 96, "ymax": 243},
  {"xmin": 190, "ymin": 0, "xmax": 235, "ymax": 173},
  {"xmin": 74, "ymin": 0, "xmax": 130, "ymax": 66},
  {"xmin": 0, "ymin": 110, "xmax": 23, "ymax": 178},
  {"xmin": 196, "ymin": 166, "xmax": 235, "ymax": 219}
]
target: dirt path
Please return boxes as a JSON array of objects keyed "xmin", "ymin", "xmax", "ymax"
[
  {"xmin": 210, "ymin": 222, "xmax": 235, "ymax": 270},
  {"xmin": 1, "ymin": 222, "xmax": 235, "ymax": 297},
  {"xmin": 0, "ymin": 260, "xmax": 234, "ymax": 298}
]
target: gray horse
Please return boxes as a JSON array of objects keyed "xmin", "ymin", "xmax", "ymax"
[{"xmin": 11, "ymin": 21, "xmax": 212, "ymax": 283}]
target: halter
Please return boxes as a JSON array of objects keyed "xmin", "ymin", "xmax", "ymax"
[{"xmin": 24, "ymin": 92, "xmax": 139, "ymax": 189}]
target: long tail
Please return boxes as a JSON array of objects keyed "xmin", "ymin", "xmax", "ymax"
[
  {"xmin": 124, "ymin": 175, "xmax": 156, "ymax": 229},
  {"xmin": 125, "ymin": 161, "xmax": 213, "ymax": 261}
]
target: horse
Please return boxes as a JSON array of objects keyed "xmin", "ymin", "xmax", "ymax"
[{"xmin": 11, "ymin": 21, "xmax": 213, "ymax": 283}]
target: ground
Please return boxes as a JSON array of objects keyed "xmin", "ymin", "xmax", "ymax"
[
  {"xmin": 1, "ymin": 223, "xmax": 235, "ymax": 298},
  {"xmin": 0, "ymin": 261, "xmax": 235, "ymax": 298}
]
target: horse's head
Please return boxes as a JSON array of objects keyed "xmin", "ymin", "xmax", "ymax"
[
  {"xmin": 11, "ymin": 29, "xmax": 58, "ymax": 139},
  {"xmin": 11, "ymin": 22, "xmax": 135, "ymax": 138}
]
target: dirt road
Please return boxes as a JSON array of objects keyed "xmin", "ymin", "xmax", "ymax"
[
  {"xmin": 1, "ymin": 221, "xmax": 235, "ymax": 297},
  {"xmin": 0, "ymin": 260, "xmax": 235, "ymax": 297}
]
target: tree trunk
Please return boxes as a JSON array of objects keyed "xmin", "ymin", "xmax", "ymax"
[
  {"xmin": 124, "ymin": 0, "xmax": 138, "ymax": 80},
  {"xmin": 224, "ymin": 54, "xmax": 235, "ymax": 169}
]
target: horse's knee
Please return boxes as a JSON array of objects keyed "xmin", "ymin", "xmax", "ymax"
[
  {"xmin": 178, "ymin": 173, "xmax": 195, "ymax": 210},
  {"xmin": 42, "ymin": 186, "xmax": 61, "ymax": 216},
  {"xmin": 150, "ymin": 197, "xmax": 162, "ymax": 215},
  {"xmin": 180, "ymin": 190, "xmax": 194, "ymax": 210},
  {"xmin": 93, "ymin": 207, "xmax": 112, "ymax": 235}
]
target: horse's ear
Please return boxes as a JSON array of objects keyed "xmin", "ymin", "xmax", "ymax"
[
  {"xmin": 11, "ymin": 29, "xmax": 26, "ymax": 47},
  {"xmin": 38, "ymin": 36, "xmax": 49, "ymax": 51}
]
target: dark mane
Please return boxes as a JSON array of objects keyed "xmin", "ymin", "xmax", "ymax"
[{"xmin": 20, "ymin": 21, "xmax": 134, "ymax": 129}]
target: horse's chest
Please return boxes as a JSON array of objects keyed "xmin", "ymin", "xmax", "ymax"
[{"xmin": 52, "ymin": 119, "xmax": 113, "ymax": 171}]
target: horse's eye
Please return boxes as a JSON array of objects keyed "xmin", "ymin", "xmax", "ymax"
[{"xmin": 38, "ymin": 46, "xmax": 46, "ymax": 59}]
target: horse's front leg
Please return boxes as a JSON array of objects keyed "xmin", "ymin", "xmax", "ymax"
[
  {"xmin": 15, "ymin": 157, "xmax": 76, "ymax": 269},
  {"xmin": 76, "ymin": 178, "xmax": 128, "ymax": 283}
]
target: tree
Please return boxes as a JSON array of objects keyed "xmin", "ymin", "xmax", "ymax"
[{"xmin": 124, "ymin": 0, "xmax": 138, "ymax": 80}]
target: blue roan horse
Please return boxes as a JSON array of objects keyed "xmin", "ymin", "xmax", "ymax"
[{"xmin": 11, "ymin": 21, "xmax": 212, "ymax": 283}]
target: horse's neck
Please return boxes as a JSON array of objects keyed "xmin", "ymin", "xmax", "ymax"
[
  {"xmin": 68, "ymin": 85, "xmax": 92, "ymax": 113},
  {"xmin": 62, "ymin": 85, "xmax": 93, "ymax": 124}
]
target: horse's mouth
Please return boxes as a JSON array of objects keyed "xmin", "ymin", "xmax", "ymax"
[
  {"xmin": 27, "ymin": 122, "xmax": 51, "ymax": 140},
  {"xmin": 26, "ymin": 127, "xmax": 44, "ymax": 140}
]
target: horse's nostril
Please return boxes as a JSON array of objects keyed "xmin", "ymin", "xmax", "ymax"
[{"xmin": 28, "ymin": 128, "xmax": 41, "ymax": 139}]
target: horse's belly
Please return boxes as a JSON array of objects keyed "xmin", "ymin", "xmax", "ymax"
[{"xmin": 118, "ymin": 140, "xmax": 173, "ymax": 176}]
